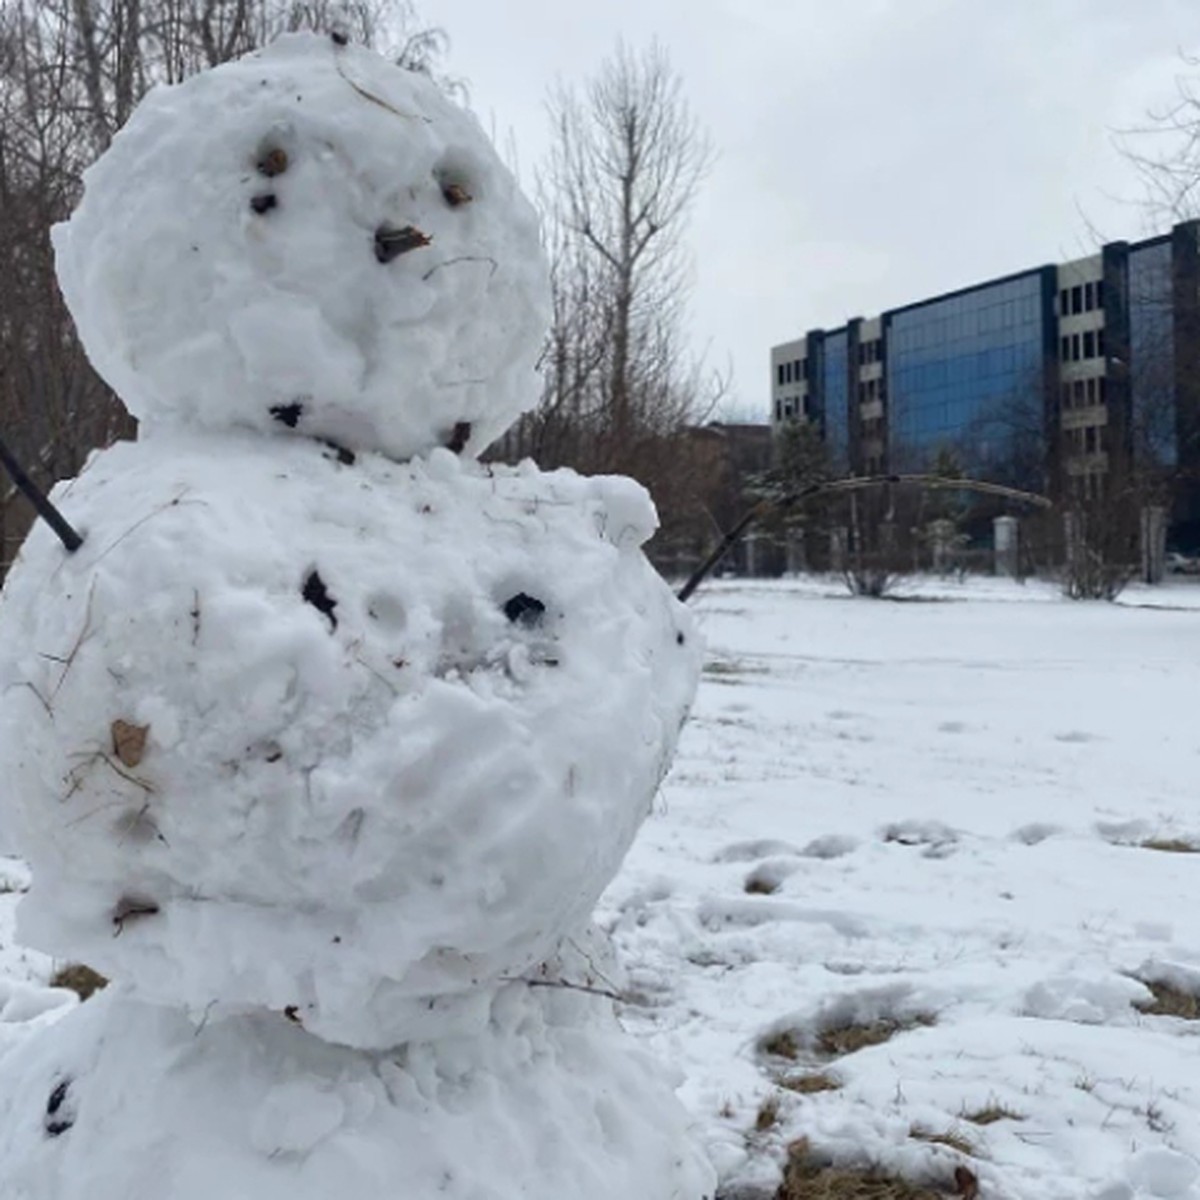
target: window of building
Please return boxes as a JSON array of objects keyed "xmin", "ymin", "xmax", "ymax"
[
  {"xmin": 1061, "ymin": 336, "xmax": 1070, "ymax": 362},
  {"xmin": 1085, "ymin": 425, "xmax": 1097, "ymax": 453},
  {"xmin": 1060, "ymin": 289, "xmax": 1069, "ymax": 316},
  {"xmin": 1072, "ymin": 333, "xmax": 1081, "ymax": 361},
  {"xmin": 777, "ymin": 364, "xmax": 785, "ymax": 386},
  {"xmin": 1097, "ymin": 329, "xmax": 1105, "ymax": 358},
  {"xmin": 1085, "ymin": 377, "xmax": 1096, "ymax": 406},
  {"xmin": 1073, "ymin": 380, "xmax": 1085, "ymax": 407},
  {"xmin": 1083, "ymin": 330, "xmax": 1096, "ymax": 359},
  {"xmin": 1071, "ymin": 285, "xmax": 1083, "ymax": 315},
  {"xmin": 774, "ymin": 398, "xmax": 783, "ymax": 420},
  {"xmin": 1084, "ymin": 282, "xmax": 1094, "ymax": 311}
]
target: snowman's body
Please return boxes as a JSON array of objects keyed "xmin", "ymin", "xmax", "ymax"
[
  {"xmin": 0, "ymin": 962, "xmax": 711, "ymax": 1199},
  {"xmin": 0, "ymin": 32, "xmax": 712, "ymax": 1200}
]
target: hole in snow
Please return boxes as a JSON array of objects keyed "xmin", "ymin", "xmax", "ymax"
[
  {"xmin": 257, "ymin": 147, "xmax": 289, "ymax": 178},
  {"xmin": 302, "ymin": 570, "xmax": 338, "ymax": 631},
  {"xmin": 250, "ymin": 193, "xmax": 278, "ymax": 214},
  {"xmin": 503, "ymin": 593, "xmax": 545, "ymax": 629},
  {"xmin": 45, "ymin": 1079, "xmax": 73, "ymax": 1137},
  {"xmin": 270, "ymin": 402, "xmax": 304, "ymax": 428},
  {"xmin": 445, "ymin": 421, "xmax": 471, "ymax": 454},
  {"xmin": 47, "ymin": 1081, "xmax": 69, "ymax": 1115}
]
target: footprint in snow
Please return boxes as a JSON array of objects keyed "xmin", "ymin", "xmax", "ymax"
[
  {"xmin": 800, "ymin": 834, "xmax": 858, "ymax": 860},
  {"xmin": 743, "ymin": 858, "xmax": 801, "ymax": 895},
  {"xmin": 1010, "ymin": 822, "xmax": 1062, "ymax": 846},
  {"xmin": 881, "ymin": 820, "xmax": 958, "ymax": 857},
  {"xmin": 713, "ymin": 839, "xmax": 800, "ymax": 864}
]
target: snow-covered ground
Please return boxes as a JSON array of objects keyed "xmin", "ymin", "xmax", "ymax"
[
  {"xmin": 601, "ymin": 576, "xmax": 1200, "ymax": 1200},
  {"xmin": 2, "ymin": 574, "xmax": 1200, "ymax": 1199}
]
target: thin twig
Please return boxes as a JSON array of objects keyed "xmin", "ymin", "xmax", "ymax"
[
  {"xmin": 677, "ymin": 474, "xmax": 1052, "ymax": 603},
  {"xmin": 506, "ymin": 976, "xmax": 624, "ymax": 1003}
]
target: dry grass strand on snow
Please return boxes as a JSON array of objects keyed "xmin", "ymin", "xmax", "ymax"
[
  {"xmin": 909, "ymin": 1127, "xmax": 975, "ymax": 1157},
  {"xmin": 961, "ymin": 1102, "xmax": 1024, "ymax": 1125}
]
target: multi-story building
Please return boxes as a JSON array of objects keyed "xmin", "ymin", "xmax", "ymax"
[{"xmin": 770, "ymin": 221, "xmax": 1200, "ymax": 529}]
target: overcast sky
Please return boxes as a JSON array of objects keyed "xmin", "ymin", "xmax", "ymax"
[{"xmin": 422, "ymin": 0, "xmax": 1200, "ymax": 420}]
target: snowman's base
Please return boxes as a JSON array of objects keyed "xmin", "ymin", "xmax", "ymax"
[{"xmin": 0, "ymin": 984, "xmax": 714, "ymax": 1199}]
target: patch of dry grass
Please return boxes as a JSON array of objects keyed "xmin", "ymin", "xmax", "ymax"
[
  {"xmin": 1140, "ymin": 838, "xmax": 1200, "ymax": 854},
  {"xmin": 776, "ymin": 1139, "xmax": 944, "ymax": 1200},
  {"xmin": 961, "ymin": 1103, "xmax": 1024, "ymax": 1126},
  {"xmin": 49, "ymin": 963, "xmax": 108, "ymax": 1001},
  {"xmin": 909, "ymin": 1127, "xmax": 974, "ymax": 1157},
  {"xmin": 1136, "ymin": 979, "xmax": 1200, "ymax": 1020},
  {"xmin": 745, "ymin": 877, "xmax": 779, "ymax": 896},
  {"xmin": 762, "ymin": 1030, "xmax": 802, "ymax": 1060},
  {"xmin": 816, "ymin": 1014, "xmax": 936, "ymax": 1058},
  {"xmin": 756, "ymin": 1094, "xmax": 783, "ymax": 1132},
  {"xmin": 780, "ymin": 1072, "xmax": 842, "ymax": 1096}
]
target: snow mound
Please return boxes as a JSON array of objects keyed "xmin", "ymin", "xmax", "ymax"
[
  {"xmin": 0, "ymin": 985, "xmax": 716, "ymax": 1200},
  {"xmin": 53, "ymin": 34, "xmax": 548, "ymax": 461},
  {"xmin": 0, "ymin": 435, "xmax": 698, "ymax": 1047}
]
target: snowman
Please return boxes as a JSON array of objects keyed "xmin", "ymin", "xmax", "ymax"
[{"xmin": 0, "ymin": 33, "xmax": 714, "ymax": 1200}]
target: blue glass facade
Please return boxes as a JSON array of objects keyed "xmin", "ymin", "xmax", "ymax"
[
  {"xmin": 821, "ymin": 330, "xmax": 849, "ymax": 471},
  {"xmin": 1128, "ymin": 240, "xmax": 1177, "ymax": 466},
  {"xmin": 886, "ymin": 273, "xmax": 1046, "ymax": 476}
]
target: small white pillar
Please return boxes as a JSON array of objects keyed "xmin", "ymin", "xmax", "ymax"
[{"xmin": 994, "ymin": 515, "xmax": 1019, "ymax": 578}]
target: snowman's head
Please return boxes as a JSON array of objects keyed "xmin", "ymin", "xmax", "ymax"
[{"xmin": 54, "ymin": 34, "xmax": 549, "ymax": 461}]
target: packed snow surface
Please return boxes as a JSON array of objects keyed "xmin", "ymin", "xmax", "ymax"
[
  {"xmin": 592, "ymin": 578, "xmax": 1200, "ymax": 1200},
  {"xmin": 53, "ymin": 34, "xmax": 548, "ymax": 461},
  {"xmin": 0, "ymin": 434, "xmax": 697, "ymax": 1048}
]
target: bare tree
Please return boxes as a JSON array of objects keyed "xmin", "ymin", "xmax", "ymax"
[
  {"xmin": 1117, "ymin": 58, "xmax": 1200, "ymax": 226},
  {"xmin": 506, "ymin": 41, "xmax": 719, "ymax": 488},
  {"xmin": 0, "ymin": 0, "xmax": 447, "ymax": 569}
]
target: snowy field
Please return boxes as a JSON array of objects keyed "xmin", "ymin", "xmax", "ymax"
[
  {"xmin": 602, "ymin": 576, "xmax": 1200, "ymax": 1200},
  {"xmin": 2, "ymin": 575, "xmax": 1200, "ymax": 1198}
]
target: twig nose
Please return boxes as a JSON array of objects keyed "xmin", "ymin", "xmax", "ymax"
[{"xmin": 374, "ymin": 225, "xmax": 432, "ymax": 263}]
